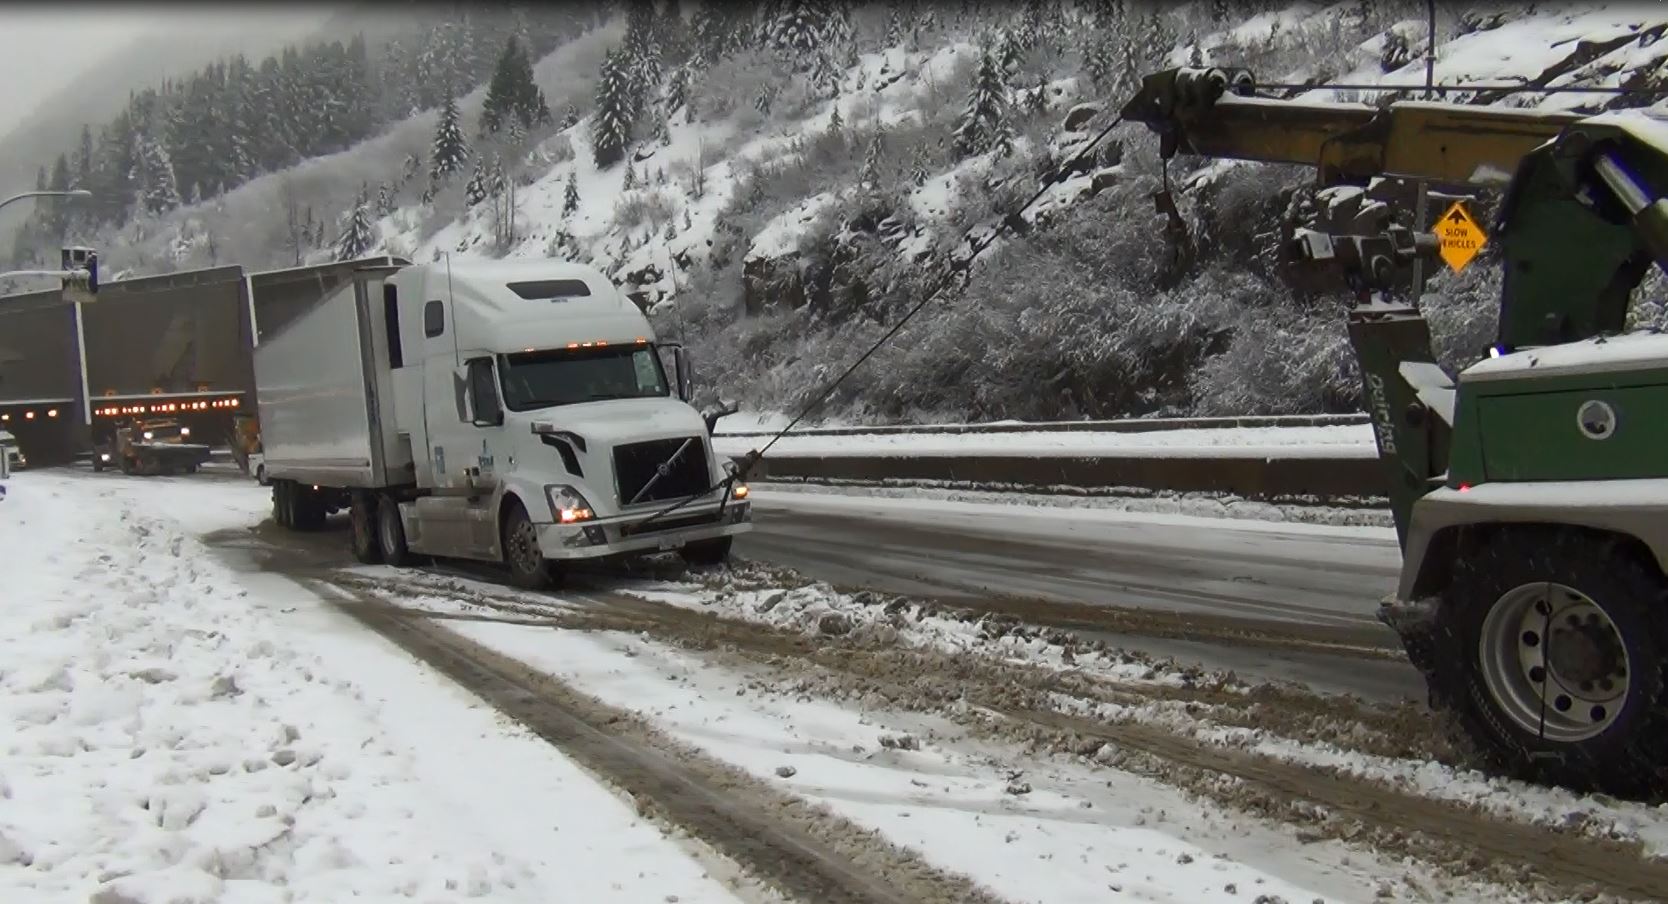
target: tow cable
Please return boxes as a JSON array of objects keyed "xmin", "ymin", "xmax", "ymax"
[{"xmin": 629, "ymin": 111, "xmax": 1132, "ymax": 533}]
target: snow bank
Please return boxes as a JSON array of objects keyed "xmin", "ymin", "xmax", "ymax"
[{"xmin": 0, "ymin": 476, "xmax": 739, "ymax": 903}]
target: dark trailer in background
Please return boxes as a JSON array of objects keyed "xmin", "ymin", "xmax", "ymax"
[
  {"xmin": 0, "ymin": 256, "xmax": 404, "ymax": 467},
  {"xmin": 0, "ymin": 288, "xmax": 84, "ymax": 464}
]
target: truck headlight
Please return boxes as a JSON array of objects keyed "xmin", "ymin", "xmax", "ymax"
[
  {"xmin": 732, "ymin": 484, "xmax": 749, "ymax": 500},
  {"xmin": 143, "ymin": 431, "xmax": 154, "ymax": 440},
  {"xmin": 180, "ymin": 427, "xmax": 190, "ymax": 437},
  {"xmin": 545, "ymin": 485, "xmax": 595, "ymax": 524}
]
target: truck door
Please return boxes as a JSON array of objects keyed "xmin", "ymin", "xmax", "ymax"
[{"xmin": 415, "ymin": 299, "xmax": 501, "ymax": 560}]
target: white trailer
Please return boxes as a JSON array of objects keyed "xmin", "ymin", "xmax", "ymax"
[{"xmin": 250, "ymin": 257, "xmax": 751, "ymax": 588}]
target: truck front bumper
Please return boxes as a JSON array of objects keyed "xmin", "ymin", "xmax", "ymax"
[{"xmin": 536, "ymin": 499, "xmax": 754, "ymax": 560}]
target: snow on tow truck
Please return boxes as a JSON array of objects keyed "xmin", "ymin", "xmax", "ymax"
[
  {"xmin": 252, "ymin": 257, "xmax": 752, "ymax": 589},
  {"xmin": 94, "ymin": 416, "xmax": 212, "ymax": 475}
]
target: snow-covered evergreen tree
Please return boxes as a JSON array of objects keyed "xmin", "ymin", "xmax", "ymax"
[
  {"xmin": 860, "ymin": 131, "xmax": 884, "ymax": 189},
  {"xmin": 591, "ymin": 48, "xmax": 633, "ymax": 167},
  {"xmin": 136, "ymin": 132, "xmax": 181, "ymax": 215},
  {"xmin": 764, "ymin": 0, "xmax": 830, "ymax": 69},
  {"xmin": 951, "ymin": 44, "xmax": 1010, "ymax": 159},
  {"xmin": 909, "ymin": 142, "xmax": 931, "ymax": 186},
  {"xmin": 885, "ymin": 6, "xmax": 905, "ymax": 46},
  {"xmin": 466, "ymin": 159, "xmax": 488, "ymax": 207},
  {"xmin": 376, "ymin": 182, "xmax": 393, "ymax": 216},
  {"xmin": 623, "ymin": 162, "xmax": 638, "ymax": 190},
  {"xmin": 622, "ymin": 0, "xmax": 662, "ymax": 123},
  {"xmin": 489, "ymin": 155, "xmax": 507, "ymax": 198},
  {"xmin": 431, "ymin": 95, "xmax": 470, "ymax": 184},
  {"xmin": 336, "ymin": 191, "xmax": 375, "ymax": 261},
  {"xmin": 562, "ymin": 173, "xmax": 580, "ymax": 217}
]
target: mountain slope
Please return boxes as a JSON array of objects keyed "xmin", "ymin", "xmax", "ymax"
[{"xmin": 42, "ymin": 1, "xmax": 1668, "ymax": 425}]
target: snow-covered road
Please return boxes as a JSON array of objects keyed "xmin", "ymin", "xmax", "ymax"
[
  {"xmin": 5, "ymin": 469, "xmax": 1666, "ymax": 904},
  {"xmin": 0, "ymin": 473, "xmax": 746, "ymax": 903}
]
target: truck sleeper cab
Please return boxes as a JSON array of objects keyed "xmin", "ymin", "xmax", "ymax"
[{"xmin": 254, "ymin": 258, "xmax": 750, "ymax": 590}]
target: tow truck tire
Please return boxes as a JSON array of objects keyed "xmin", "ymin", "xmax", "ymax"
[
  {"xmin": 350, "ymin": 491, "xmax": 383, "ymax": 565},
  {"xmin": 502, "ymin": 500, "xmax": 557, "ymax": 591},
  {"xmin": 680, "ymin": 537, "xmax": 733, "ymax": 567},
  {"xmin": 377, "ymin": 495, "xmax": 411, "ymax": 567},
  {"xmin": 119, "ymin": 455, "xmax": 135, "ymax": 476},
  {"xmin": 1436, "ymin": 526, "xmax": 1668, "ymax": 798}
]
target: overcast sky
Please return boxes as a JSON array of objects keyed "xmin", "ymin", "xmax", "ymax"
[{"xmin": 0, "ymin": 4, "xmax": 339, "ymax": 139}]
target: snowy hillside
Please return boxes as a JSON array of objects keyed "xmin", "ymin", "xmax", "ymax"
[{"xmin": 18, "ymin": 1, "xmax": 1668, "ymax": 425}]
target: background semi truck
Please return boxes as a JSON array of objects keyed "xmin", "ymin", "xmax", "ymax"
[{"xmin": 250, "ymin": 256, "xmax": 752, "ymax": 588}]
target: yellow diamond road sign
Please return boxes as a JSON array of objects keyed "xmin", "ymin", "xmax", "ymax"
[{"xmin": 1435, "ymin": 200, "xmax": 1486, "ymax": 272}]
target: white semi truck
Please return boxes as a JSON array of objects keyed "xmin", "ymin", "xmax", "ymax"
[{"xmin": 251, "ymin": 257, "xmax": 752, "ymax": 588}]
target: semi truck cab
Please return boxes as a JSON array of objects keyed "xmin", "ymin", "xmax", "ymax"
[
  {"xmin": 256, "ymin": 258, "xmax": 750, "ymax": 589},
  {"xmin": 389, "ymin": 260, "xmax": 750, "ymax": 570}
]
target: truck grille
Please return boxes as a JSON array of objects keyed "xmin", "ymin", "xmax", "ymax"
[{"xmin": 613, "ymin": 436, "xmax": 710, "ymax": 506}]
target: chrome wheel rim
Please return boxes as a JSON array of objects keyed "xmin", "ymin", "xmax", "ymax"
[
  {"xmin": 509, "ymin": 519, "xmax": 541, "ymax": 574},
  {"xmin": 1478, "ymin": 582, "xmax": 1631, "ymax": 743}
]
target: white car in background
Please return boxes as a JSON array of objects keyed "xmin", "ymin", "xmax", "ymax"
[{"xmin": 0, "ymin": 429, "xmax": 23, "ymax": 475}]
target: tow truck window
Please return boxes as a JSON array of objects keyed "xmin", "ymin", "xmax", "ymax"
[{"xmin": 497, "ymin": 345, "xmax": 670, "ymax": 412}]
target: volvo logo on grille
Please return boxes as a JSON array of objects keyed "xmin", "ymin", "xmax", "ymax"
[{"xmin": 630, "ymin": 437, "xmax": 696, "ymax": 505}]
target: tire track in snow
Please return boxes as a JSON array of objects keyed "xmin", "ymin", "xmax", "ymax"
[
  {"xmin": 310, "ymin": 578, "xmax": 1011, "ymax": 904},
  {"xmin": 333, "ymin": 569, "xmax": 1668, "ymax": 903}
]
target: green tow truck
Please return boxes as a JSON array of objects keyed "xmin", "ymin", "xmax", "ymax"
[{"xmin": 1123, "ymin": 67, "xmax": 1668, "ymax": 797}]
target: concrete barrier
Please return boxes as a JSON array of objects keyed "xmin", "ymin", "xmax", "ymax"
[{"xmin": 737, "ymin": 452, "xmax": 1386, "ymax": 501}]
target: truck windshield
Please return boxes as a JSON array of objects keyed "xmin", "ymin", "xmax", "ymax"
[{"xmin": 498, "ymin": 344, "xmax": 670, "ymax": 411}]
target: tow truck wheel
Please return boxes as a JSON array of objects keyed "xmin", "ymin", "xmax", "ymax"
[
  {"xmin": 377, "ymin": 495, "xmax": 411, "ymax": 567},
  {"xmin": 350, "ymin": 492, "xmax": 383, "ymax": 565},
  {"xmin": 680, "ymin": 537, "xmax": 733, "ymax": 568},
  {"xmin": 1437, "ymin": 527, "xmax": 1668, "ymax": 798},
  {"xmin": 502, "ymin": 500, "xmax": 557, "ymax": 591}
]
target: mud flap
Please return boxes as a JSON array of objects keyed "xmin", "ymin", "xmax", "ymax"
[{"xmin": 1378, "ymin": 595, "xmax": 1443, "ymax": 685}]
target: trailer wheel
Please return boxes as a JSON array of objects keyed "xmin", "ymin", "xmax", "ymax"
[
  {"xmin": 1437, "ymin": 527, "xmax": 1668, "ymax": 798},
  {"xmin": 502, "ymin": 500, "xmax": 557, "ymax": 591},
  {"xmin": 350, "ymin": 492, "xmax": 383, "ymax": 565},
  {"xmin": 680, "ymin": 537, "xmax": 733, "ymax": 568},
  {"xmin": 377, "ymin": 495, "xmax": 411, "ymax": 567},
  {"xmin": 291, "ymin": 484, "xmax": 326, "ymax": 531}
]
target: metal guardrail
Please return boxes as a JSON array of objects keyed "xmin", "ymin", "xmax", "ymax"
[{"xmin": 715, "ymin": 412, "xmax": 1370, "ymax": 439}]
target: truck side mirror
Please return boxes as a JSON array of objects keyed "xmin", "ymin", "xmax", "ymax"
[
  {"xmin": 467, "ymin": 359, "xmax": 503, "ymax": 427},
  {"xmin": 702, "ymin": 398, "xmax": 740, "ymax": 434},
  {"xmin": 672, "ymin": 346, "xmax": 693, "ymax": 402}
]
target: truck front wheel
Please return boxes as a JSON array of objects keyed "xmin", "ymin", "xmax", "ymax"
[
  {"xmin": 502, "ymin": 500, "xmax": 557, "ymax": 591},
  {"xmin": 350, "ymin": 491, "xmax": 383, "ymax": 565},
  {"xmin": 378, "ymin": 495, "xmax": 411, "ymax": 567},
  {"xmin": 1437, "ymin": 527, "xmax": 1668, "ymax": 798}
]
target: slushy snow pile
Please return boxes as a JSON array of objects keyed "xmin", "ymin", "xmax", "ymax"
[
  {"xmin": 0, "ymin": 486, "xmax": 537, "ymax": 901},
  {"xmin": 710, "ymin": 422, "xmax": 1378, "ymax": 459}
]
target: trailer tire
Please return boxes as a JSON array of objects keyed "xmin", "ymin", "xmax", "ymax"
[
  {"xmin": 273, "ymin": 481, "xmax": 291, "ymax": 528},
  {"xmin": 502, "ymin": 500, "xmax": 557, "ymax": 591},
  {"xmin": 680, "ymin": 537, "xmax": 733, "ymax": 568},
  {"xmin": 377, "ymin": 495, "xmax": 412, "ymax": 567},
  {"xmin": 291, "ymin": 484, "xmax": 326, "ymax": 531},
  {"xmin": 1436, "ymin": 526, "xmax": 1668, "ymax": 798},
  {"xmin": 350, "ymin": 492, "xmax": 383, "ymax": 565}
]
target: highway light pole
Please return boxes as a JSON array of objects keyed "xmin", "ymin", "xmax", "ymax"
[
  {"xmin": 0, "ymin": 188, "xmax": 92, "ymax": 216},
  {"xmin": 0, "ymin": 190, "xmax": 98, "ymax": 297}
]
